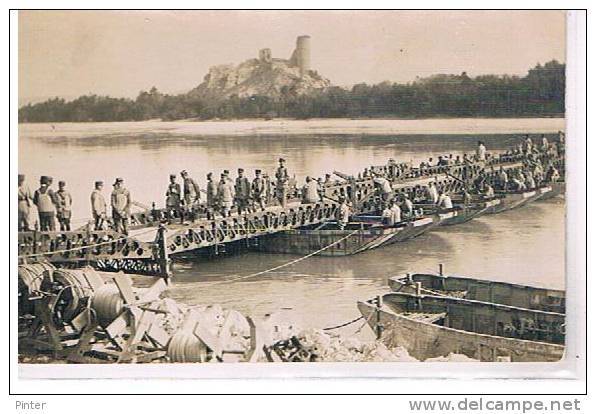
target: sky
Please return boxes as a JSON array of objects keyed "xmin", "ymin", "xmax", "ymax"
[{"xmin": 18, "ymin": 10, "xmax": 566, "ymax": 104}]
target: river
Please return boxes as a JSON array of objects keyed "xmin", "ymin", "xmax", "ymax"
[{"xmin": 18, "ymin": 118, "xmax": 566, "ymax": 339}]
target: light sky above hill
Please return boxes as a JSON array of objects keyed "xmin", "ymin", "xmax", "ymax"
[{"xmin": 19, "ymin": 10, "xmax": 566, "ymax": 104}]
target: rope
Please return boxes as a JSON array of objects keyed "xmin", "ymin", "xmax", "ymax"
[
  {"xmin": 204, "ymin": 229, "xmax": 360, "ymax": 286},
  {"xmin": 323, "ymin": 315, "xmax": 364, "ymax": 331},
  {"xmin": 17, "ymin": 227, "xmax": 157, "ymax": 259}
]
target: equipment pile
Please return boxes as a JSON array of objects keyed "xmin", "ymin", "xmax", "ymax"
[{"xmin": 18, "ymin": 263, "xmax": 264, "ymax": 363}]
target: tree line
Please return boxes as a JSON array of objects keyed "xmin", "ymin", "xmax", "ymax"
[{"xmin": 18, "ymin": 61, "xmax": 565, "ymax": 123}]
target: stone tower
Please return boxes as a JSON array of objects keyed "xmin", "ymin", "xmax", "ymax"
[
  {"xmin": 289, "ymin": 35, "xmax": 311, "ymax": 76},
  {"xmin": 259, "ymin": 48, "xmax": 272, "ymax": 63}
]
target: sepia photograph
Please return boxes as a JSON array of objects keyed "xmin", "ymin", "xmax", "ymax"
[{"xmin": 14, "ymin": 9, "xmax": 576, "ymax": 374}]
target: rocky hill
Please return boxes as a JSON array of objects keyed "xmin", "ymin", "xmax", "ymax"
[
  {"xmin": 189, "ymin": 36, "xmax": 331, "ymax": 99},
  {"xmin": 190, "ymin": 59, "xmax": 330, "ymax": 99}
]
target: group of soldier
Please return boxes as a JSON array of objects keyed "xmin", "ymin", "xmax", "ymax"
[
  {"xmin": 18, "ymin": 175, "xmax": 73, "ymax": 232},
  {"xmin": 18, "ymin": 175, "xmax": 132, "ymax": 234},
  {"xmin": 163, "ymin": 158, "xmax": 294, "ymax": 221},
  {"xmin": 18, "ymin": 132, "xmax": 565, "ymax": 235}
]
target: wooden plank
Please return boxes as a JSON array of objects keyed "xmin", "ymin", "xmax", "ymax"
[
  {"xmin": 113, "ymin": 272, "xmax": 136, "ymax": 304},
  {"xmin": 117, "ymin": 310, "xmax": 156, "ymax": 363},
  {"xmin": 193, "ymin": 323, "xmax": 223, "ymax": 360}
]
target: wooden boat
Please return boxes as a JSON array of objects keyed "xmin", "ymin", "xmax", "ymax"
[
  {"xmin": 256, "ymin": 215, "xmax": 438, "ymax": 257},
  {"xmin": 538, "ymin": 181, "xmax": 565, "ymax": 200},
  {"xmin": 415, "ymin": 203, "xmax": 488, "ymax": 226},
  {"xmin": 489, "ymin": 184, "xmax": 551, "ymax": 214},
  {"xmin": 388, "ymin": 273, "xmax": 565, "ymax": 313},
  {"xmin": 357, "ymin": 290, "xmax": 565, "ymax": 362}
]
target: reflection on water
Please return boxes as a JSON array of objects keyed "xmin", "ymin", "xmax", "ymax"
[{"xmin": 18, "ymin": 126, "xmax": 565, "ymax": 336}]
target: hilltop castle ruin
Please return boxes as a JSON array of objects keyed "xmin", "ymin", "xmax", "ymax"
[{"xmin": 191, "ymin": 35, "xmax": 330, "ymax": 99}]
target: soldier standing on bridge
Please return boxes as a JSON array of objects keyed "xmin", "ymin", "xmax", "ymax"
[
  {"xmin": 91, "ymin": 181, "xmax": 107, "ymax": 230},
  {"xmin": 206, "ymin": 172, "xmax": 217, "ymax": 219},
  {"xmin": 56, "ymin": 180, "xmax": 73, "ymax": 231},
  {"xmin": 251, "ymin": 169, "xmax": 266, "ymax": 211},
  {"xmin": 217, "ymin": 173, "xmax": 234, "ymax": 217},
  {"xmin": 181, "ymin": 170, "xmax": 201, "ymax": 220},
  {"xmin": 33, "ymin": 176, "xmax": 58, "ymax": 231},
  {"xmin": 18, "ymin": 174, "xmax": 32, "ymax": 231},
  {"xmin": 301, "ymin": 176, "xmax": 320, "ymax": 204},
  {"xmin": 111, "ymin": 178, "xmax": 131, "ymax": 235},
  {"xmin": 235, "ymin": 168, "xmax": 251, "ymax": 214},
  {"xmin": 166, "ymin": 174, "xmax": 182, "ymax": 223},
  {"xmin": 275, "ymin": 158, "xmax": 289, "ymax": 207}
]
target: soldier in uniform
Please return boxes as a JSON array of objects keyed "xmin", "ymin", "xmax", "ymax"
[
  {"xmin": 251, "ymin": 169, "xmax": 266, "ymax": 211},
  {"xmin": 166, "ymin": 174, "xmax": 182, "ymax": 223},
  {"xmin": 55, "ymin": 180, "xmax": 73, "ymax": 231},
  {"xmin": 336, "ymin": 196, "xmax": 351, "ymax": 230},
  {"xmin": 180, "ymin": 170, "xmax": 201, "ymax": 220},
  {"xmin": 217, "ymin": 173, "xmax": 234, "ymax": 217},
  {"xmin": 206, "ymin": 172, "xmax": 217, "ymax": 219},
  {"xmin": 235, "ymin": 168, "xmax": 251, "ymax": 214},
  {"xmin": 275, "ymin": 158, "xmax": 289, "ymax": 207},
  {"xmin": 91, "ymin": 181, "xmax": 107, "ymax": 230},
  {"xmin": 33, "ymin": 176, "xmax": 58, "ymax": 231},
  {"xmin": 111, "ymin": 177, "xmax": 131, "ymax": 235},
  {"xmin": 18, "ymin": 174, "xmax": 32, "ymax": 231},
  {"xmin": 301, "ymin": 176, "xmax": 320, "ymax": 204}
]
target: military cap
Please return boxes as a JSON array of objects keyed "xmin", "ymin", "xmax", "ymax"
[
  {"xmin": 95, "ymin": 181, "xmax": 103, "ymax": 187},
  {"xmin": 40, "ymin": 176, "xmax": 50, "ymax": 184},
  {"xmin": 278, "ymin": 158, "xmax": 285, "ymax": 162},
  {"xmin": 207, "ymin": 172, "xmax": 212, "ymax": 178},
  {"xmin": 114, "ymin": 177, "xmax": 123, "ymax": 185},
  {"xmin": 180, "ymin": 170, "xmax": 188, "ymax": 176},
  {"xmin": 255, "ymin": 169, "xmax": 261, "ymax": 174},
  {"xmin": 170, "ymin": 174, "xmax": 176, "ymax": 179},
  {"xmin": 223, "ymin": 169, "xmax": 230, "ymax": 174},
  {"xmin": 58, "ymin": 180, "xmax": 66, "ymax": 186},
  {"xmin": 238, "ymin": 168, "xmax": 244, "ymax": 173}
]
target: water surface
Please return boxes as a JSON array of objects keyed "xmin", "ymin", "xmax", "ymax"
[{"xmin": 18, "ymin": 119, "xmax": 565, "ymax": 337}]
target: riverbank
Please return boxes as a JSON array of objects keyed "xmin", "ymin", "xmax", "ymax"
[{"xmin": 18, "ymin": 117, "xmax": 565, "ymax": 140}]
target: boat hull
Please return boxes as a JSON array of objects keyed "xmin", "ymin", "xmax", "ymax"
[
  {"xmin": 388, "ymin": 273, "xmax": 565, "ymax": 313},
  {"xmin": 257, "ymin": 217, "xmax": 437, "ymax": 256},
  {"xmin": 358, "ymin": 300, "xmax": 564, "ymax": 362},
  {"xmin": 488, "ymin": 187, "xmax": 546, "ymax": 214},
  {"xmin": 436, "ymin": 206, "xmax": 485, "ymax": 226}
]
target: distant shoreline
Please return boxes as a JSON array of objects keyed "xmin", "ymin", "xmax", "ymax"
[
  {"xmin": 18, "ymin": 117, "xmax": 566, "ymax": 140},
  {"xmin": 18, "ymin": 114, "xmax": 566, "ymax": 125}
]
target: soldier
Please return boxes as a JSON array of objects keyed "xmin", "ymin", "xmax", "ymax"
[
  {"xmin": 217, "ymin": 173, "xmax": 234, "ymax": 217},
  {"xmin": 275, "ymin": 158, "xmax": 289, "ymax": 207},
  {"xmin": 476, "ymin": 141, "xmax": 487, "ymax": 161},
  {"xmin": 166, "ymin": 174, "xmax": 182, "ymax": 223},
  {"xmin": 180, "ymin": 170, "xmax": 201, "ymax": 219},
  {"xmin": 263, "ymin": 172, "xmax": 273, "ymax": 205},
  {"xmin": 235, "ymin": 168, "xmax": 251, "ymax": 214},
  {"xmin": 111, "ymin": 177, "xmax": 131, "ymax": 235},
  {"xmin": 33, "ymin": 176, "xmax": 57, "ymax": 231},
  {"xmin": 301, "ymin": 176, "xmax": 319, "ymax": 204},
  {"xmin": 498, "ymin": 167, "xmax": 509, "ymax": 191},
  {"xmin": 18, "ymin": 174, "xmax": 32, "ymax": 231},
  {"xmin": 401, "ymin": 193, "xmax": 414, "ymax": 218},
  {"xmin": 206, "ymin": 172, "xmax": 217, "ymax": 219},
  {"xmin": 251, "ymin": 169, "xmax": 267, "ymax": 211},
  {"xmin": 55, "ymin": 180, "xmax": 73, "ymax": 231},
  {"xmin": 91, "ymin": 181, "xmax": 107, "ymax": 230},
  {"xmin": 336, "ymin": 196, "xmax": 351, "ymax": 230},
  {"xmin": 387, "ymin": 159, "xmax": 397, "ymax": 178}
]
